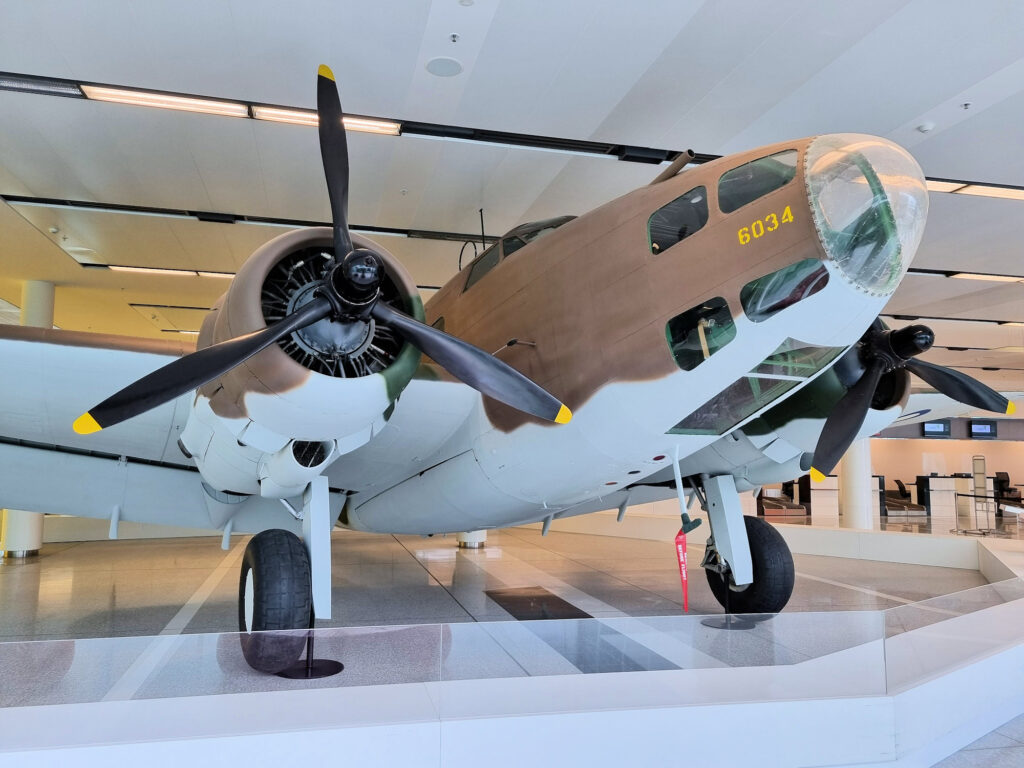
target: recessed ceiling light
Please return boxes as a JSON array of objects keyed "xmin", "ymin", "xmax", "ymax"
[
  {"xmin": 81, "ymin": 85, "xmax": 249, "ymax": 118},
  {"xmin": 426, "ymin": 57, "xmax": 463, "ymax": 77}
]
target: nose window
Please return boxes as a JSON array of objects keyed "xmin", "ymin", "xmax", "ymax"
[
  {"xmin": 804, "ymin": 134, "xmax": 927, "ymax": 296},
  {"xmin": 740, "ymin": 259, "xmax": 829, "ymax": 322},
  {"xmin": 718, "ymin": 150, "xmax": 798, "ymax": 213},
  {"xmin": 667, "ymin": 338, "xmax": 844, "ymax": 435}
]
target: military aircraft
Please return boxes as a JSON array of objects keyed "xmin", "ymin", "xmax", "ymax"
[{"xmin": 0, "ymin": 66, "xmax": 1013, "ymax": 673}]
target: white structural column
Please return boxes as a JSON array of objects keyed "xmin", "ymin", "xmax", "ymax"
[
  {"xmin": 838, "ymin": 438, "xmax": 874, "ymax": 530},
  {"xmin": 457, "ymin": 530, "xmax": 486, "ymax": 549},
  {"xmin": 1, "ymin": 281, "xmax": 54, "ymax": 558}
]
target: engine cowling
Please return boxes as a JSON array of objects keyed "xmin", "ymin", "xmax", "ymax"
[{"xmin": 179, "ymin": 227, "xmax": 423, "ymax": 497}]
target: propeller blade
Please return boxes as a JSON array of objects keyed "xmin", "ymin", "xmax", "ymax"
[
  {"xmin": 905, "ymin": 358, "xmax": 1015, "ymax": 415},
  {"xmin": 370, "ymin": 301, "xmax": 571, "ymax": 424},
  {"xmin": 317, "ymin": 65, "xmax": 353, "ymax": 257},
  {"xmin": 74, "ymin": 297, "xmax": 332, "ymax": 434},
  {"xmin": 809, "ymin": 358, "xmax": 887, "ymax": 481}
]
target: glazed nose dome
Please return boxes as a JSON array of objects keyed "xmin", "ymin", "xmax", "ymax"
[{"xmin": 804, "ymin": 134, "xmax": 928, "ymax": 296}]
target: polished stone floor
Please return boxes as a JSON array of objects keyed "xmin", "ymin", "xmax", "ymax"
[
  {"xmin": 0, "ymin": 526, "xmax": 989, "ymax": 643},
  {"xmin": 936, "ymin": 713, "xmax": 1024, "ymax": 767}
]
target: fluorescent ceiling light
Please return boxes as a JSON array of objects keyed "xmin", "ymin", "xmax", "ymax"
[
  {"xmin": 197, "ymin": 271, "xmax": 235, "ymax": 279},
  {"xmin": 954, "ymin": 184, "xmax": 1024, "ymax": 201},
  {"xmin": 81, "ymin": 85, "xmax": 249, "ymax": 118},
  {"xmin": 251, "ymin": 105, "xmax": 317, "ymax": 126},
  {"xmin": 251, "ymin": 105, "xmax": 400, "ymax": 135},
  {"xmin": 350, "ymin": 227, "xmax": 408, "ymax": 238},
  {"xmin": 343, "ymin": 116, "xmax": 401, "ymax": 135},
  {"xmin": 166, "ymin": 329, "xmax": 200, "ymax": 335},
  {"xmin": 950, "ymin": 272, "xmax": 1024, "ymax": 283},
  {"xmin": 108, "ymin": 265, "xmax": 198, "ymax": 277},
  {"xmin": 925, "ymin": 180, "xmax": 967, "ymax": 193},
  {"xmin": 1000, "ymin": 322, "xmax": 1024, "ymax": 327}
]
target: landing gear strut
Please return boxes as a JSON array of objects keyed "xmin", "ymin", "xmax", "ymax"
[{"xmin": 696, "ymin": 474, "xmax": 795, "ymax": 614}]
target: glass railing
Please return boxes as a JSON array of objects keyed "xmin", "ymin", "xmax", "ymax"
[{"xmin": 2, "ymin": 579, "xmax": 1023, "ymax": 713}]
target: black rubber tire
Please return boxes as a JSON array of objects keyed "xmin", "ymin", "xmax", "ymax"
[
  {"xmin": 706, "ymin": 515, "xmax": 795, "ymax": 614},
  {"xmin": 238, "ymin": 529, "xmax": 312, "ymax": 674}
]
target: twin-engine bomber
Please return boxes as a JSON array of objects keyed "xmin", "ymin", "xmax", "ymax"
[{"xmin": 0, "ymin": 66, "xmax": 1012, "ymax": 673}]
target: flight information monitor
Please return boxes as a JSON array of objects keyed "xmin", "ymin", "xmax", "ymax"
[
  {"xmin": 921, "ymin": 420, "xmax": 951, "ymax": 438},
  {"xmin": 969, "ymin": 419, "xmax": 998, "ymax": 440}
]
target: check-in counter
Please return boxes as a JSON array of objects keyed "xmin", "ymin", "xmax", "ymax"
[{"xmin": 808, "ymin": 474, "xmax": 839, "ymax": 525}]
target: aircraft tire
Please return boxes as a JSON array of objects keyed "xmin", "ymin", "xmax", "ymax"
[
  {"xmin": 705, "ymin": 515, "xmax": 794, "ymax": 614},
  {"xmin": 238, "ymin": 528, "xmax": 312, "ymax": 674}
]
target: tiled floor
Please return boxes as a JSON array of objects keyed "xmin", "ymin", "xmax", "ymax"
[
  {"xmin": 0, "ymin": 526, "xmax": 989, "ymax": 642},
  {"xmin": 935, "ymin": 713, "xmax": 1024, "ymax": 767}
]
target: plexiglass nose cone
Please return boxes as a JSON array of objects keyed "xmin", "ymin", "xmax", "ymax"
[{"xmin": 804, "ymin": 134, "xmax": 928, "ymax": 296}]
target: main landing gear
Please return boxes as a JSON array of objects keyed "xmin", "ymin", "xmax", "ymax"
[{"xmin": 696, "ymin": 474, "xmax": 795, "ymax": 614}]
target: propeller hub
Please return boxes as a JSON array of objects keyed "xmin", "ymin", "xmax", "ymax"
[
  {"xmin": 325, "ymin": 249, "xmax": 384, "ymax": 318},
  {"xmin": 888, "ymin": 324, "xmax": 934, "ymax": 360}
]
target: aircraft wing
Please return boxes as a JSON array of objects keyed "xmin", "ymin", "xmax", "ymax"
[
  {"xmin": 0, "ymin": 326, "xmax": 349, "ymax": 535},
  {"xmin": 895, "ymin": 391, "xmax": 1024, "ymax": 427}
]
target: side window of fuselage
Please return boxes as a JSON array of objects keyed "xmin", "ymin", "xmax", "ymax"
[
  {"xmin": 718, "ymin": 150, "xmax": 797, "ymax": 214},
  {"xmin": 665, "ymin": 297, "xmax": 735, "ymax": 371},
  {"xmin": 463, "ymin": 243, "xmax": 500, "ymax": 292},
  {"xmin": 648, "ymin": 186, "xmax": 708, "ymax": 254},
  {"xmin": 741, "ymin": 259, "xmax": 829, "ymax": 322}
]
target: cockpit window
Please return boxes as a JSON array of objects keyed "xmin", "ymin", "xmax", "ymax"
[
  {"xmin": 463, "ymin": 244, "xmax": 500, "ymax": 291},
  {"xmin": 648, "ymin": 186, "xmax": 708, "ymax": 254},
  {"xmin": 718, "ymin": 150, "xmax": 798, "ymax": 214},
  {"xmin": 501, "ymin": 236, "xmax": 527, "ymax": 258},
  {"xmin": 464, "ymin": 216, "xmax": 575, "ymax": 292}
]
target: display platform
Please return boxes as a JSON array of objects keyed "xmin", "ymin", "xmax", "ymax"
[{"xmin": 2, "ymin": 579, "xmax": 1024, "ymax": 767}]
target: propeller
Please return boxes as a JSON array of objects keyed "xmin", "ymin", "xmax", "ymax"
[
  {"xmin": 807, "ymin": 321, "xmax": 1014, "ymax": 481},
  {"xmin": 74, "ymin": 65, "xmax": 571, "ymax": 435}
]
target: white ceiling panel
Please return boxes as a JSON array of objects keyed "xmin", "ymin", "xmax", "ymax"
[{"xmin": 886, "ymin": 275, "xmax": 1024, "ymax": 323}]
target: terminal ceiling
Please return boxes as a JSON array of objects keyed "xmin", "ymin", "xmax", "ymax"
[{"xmin": 1, "ymin": 0, "xmax": 1024, "ymax": 394}]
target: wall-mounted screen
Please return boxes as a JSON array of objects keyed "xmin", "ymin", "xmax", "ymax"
[
  {"xmin": 921, "ymin": 420, "xmax": 951, "ymax": 438},
  {"xmin": 970, "ymin": 419, "xmax": 998, "ymax": 440}
]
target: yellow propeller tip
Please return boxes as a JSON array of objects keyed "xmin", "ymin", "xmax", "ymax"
[
  {"xmin": 555, "ymin": 404, "xmax": 573, "ymax": 424},
  {"xmin": 73, "ymin": 412, "xmax": 102, "ymax": 435},
  {"xmin": 1007, "ymin": 401, "xmax": 1016, "ymax": 416},
  {"xmin": 809, "ymin": 468, "xmax": 826, "ymax": 483},
  {"xmin": 317, "ymin": 64, "xmax": 335, "ymax": 81}
]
